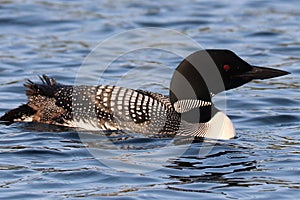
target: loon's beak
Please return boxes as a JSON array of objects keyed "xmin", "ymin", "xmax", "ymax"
[{"xmin": 239, "ymin": 66, "xmax": 290, "ymax": 80}]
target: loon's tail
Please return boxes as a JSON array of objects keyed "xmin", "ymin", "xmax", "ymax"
[
  {"xmin": 0, "ymin": 75, "xmax": 59, "ymax": 123},
  {"xmin": 0, "ymin": 104, "xmax": 36, "ymax": 123}
]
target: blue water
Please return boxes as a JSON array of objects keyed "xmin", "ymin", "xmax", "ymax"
[{"xmin": 0, "ymin": 0, "xmax": 300, "ymax": 199}]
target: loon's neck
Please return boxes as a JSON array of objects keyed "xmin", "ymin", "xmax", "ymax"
[{"xmin": 177, "ymin": 111, "xmax": 235, "ymax": 140}]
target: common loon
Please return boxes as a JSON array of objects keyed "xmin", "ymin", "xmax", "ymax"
[{"xmin": 0, "ymin": 50, "xmax": 289, "ymax": 139}]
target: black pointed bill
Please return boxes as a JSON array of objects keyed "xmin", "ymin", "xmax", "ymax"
[{"xmin": 235, "ymin": 66, "xmax": 290, "ymax": 80}]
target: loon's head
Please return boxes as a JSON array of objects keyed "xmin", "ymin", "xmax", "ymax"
[
  {"xmin": 169, "ymin": 49, "xmax": 289, "ymax": 134},
  {"xmin": 204, "ymin": 49, "xmax": 289, "ymax": 91},
  {"xmin": 170, "ymin": 49, "xmax": 289, "ymax": 104}
]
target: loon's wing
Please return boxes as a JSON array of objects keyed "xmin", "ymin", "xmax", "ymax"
[
  {"xmin": 0, "ymin": 75, "xmax": 71, "ymax": 124},
  {"xmin": 24, "ymin": 74, "xmax": 59, "ymax": 97}
]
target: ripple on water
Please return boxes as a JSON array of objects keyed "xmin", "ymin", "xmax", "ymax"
[{"xmin": 1, "ymin": 0, "xmax": 300, "ymax": 199}]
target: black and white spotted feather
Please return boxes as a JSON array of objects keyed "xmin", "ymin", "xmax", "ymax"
[{"xmin": 0, "ymin": 75, "xmax": 229, "ymax": 138}]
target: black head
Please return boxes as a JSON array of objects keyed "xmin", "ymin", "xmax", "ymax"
[
  {"xmin": 205, "ymin": 49, "xmax": 289, "ymax": 91},
  {"xmin": 170, "ymin": 49, "xmax": 289, "ymax": 104}
]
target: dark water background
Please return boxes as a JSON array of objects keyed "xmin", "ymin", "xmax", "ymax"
[{"xmin": 0, "ymin": 0, "xmax": 300, "ymax": 199}]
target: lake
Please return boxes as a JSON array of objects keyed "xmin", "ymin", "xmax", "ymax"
[{"xmin": 0, "ymin": 0, "xmax": 299, "ymax": 199}]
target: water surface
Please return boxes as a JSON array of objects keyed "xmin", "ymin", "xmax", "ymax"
[{"xmin": 0, "ymin": 0, "xmax": 300, "ymax": 199}]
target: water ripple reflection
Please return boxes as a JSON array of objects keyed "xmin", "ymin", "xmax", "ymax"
[{"xmin": 1, "ymin": 0, "xmax": 300, "ymax": 199}]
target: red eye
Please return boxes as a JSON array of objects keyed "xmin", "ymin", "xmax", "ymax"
[{"xmin": 223, "ymin": 64, "xmax": 231, "ymax": 71}]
